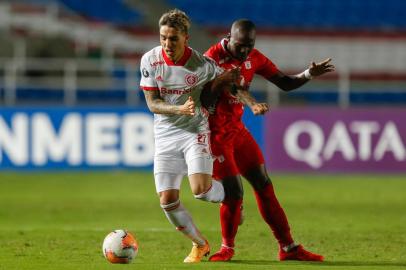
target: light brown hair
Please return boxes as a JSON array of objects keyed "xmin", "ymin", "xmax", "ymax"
[{"xmin": 159, "ymin": 9, "xmax": 191, "ymax": 34}]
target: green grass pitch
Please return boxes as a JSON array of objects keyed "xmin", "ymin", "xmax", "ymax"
[{"xmin": 0, "ymin": 172, "xmax": 405, "ymax": 270}]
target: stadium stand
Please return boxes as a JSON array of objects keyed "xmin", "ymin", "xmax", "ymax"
[
  {"xmin": 167, "ymin": 0, "xmax": 406, "ymax": 31},
  {"xmin": 58, "ymin": 0, "xmax": 142, "ymax": 25},
  {"xmin": 0, "ymin": 0, "xmax": 405, "ymax": 106}
]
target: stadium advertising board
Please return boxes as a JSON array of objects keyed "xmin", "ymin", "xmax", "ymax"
[
  {"xmin": 265, "ymin": 108, "xmax": 406, "ymax": 172},
  {"xmin": 0, "ymin": 107, "xmax": 263, "ymax": 170},
  {"xmin": 0, "ymin": 108, "xmax": 154, "ymax": 170}
]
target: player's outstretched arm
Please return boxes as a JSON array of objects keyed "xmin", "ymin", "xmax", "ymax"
[
  {"xmin": 236, "ymin": 88, "xmax": 269, "ymax": 115},
  {"xmin": 308, "ymin": 58, "xmax": 335, "ymax": 77},
  {"xmin": 143, "ymin": 90, "xmax": 195, "ymax": 116},
  {"xmin": 269, "ymin": 58, "xmax": 335, "ymax": 92}
]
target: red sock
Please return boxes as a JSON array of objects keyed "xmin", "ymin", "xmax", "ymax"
[
  {"xmin": 254, "ymin": 183, "xmax": 294, "ymax": 248},
  {"xmin": 220, "ymin": 198, "xmax": 242, "ymax": 248}
]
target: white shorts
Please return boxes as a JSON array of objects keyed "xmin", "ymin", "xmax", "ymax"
[{"xmin": 154, "ymin": 131, "xmax": 213, "ymax": 193}]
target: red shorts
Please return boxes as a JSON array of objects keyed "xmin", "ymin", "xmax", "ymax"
[{"xmin": 211, "ymin": 128, "xmax": 264, "ymax": 180}]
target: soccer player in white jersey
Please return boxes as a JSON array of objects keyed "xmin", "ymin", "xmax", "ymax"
[{"xmin": 139, "ymin": 9, "xmax": 239, "ymax": 263}]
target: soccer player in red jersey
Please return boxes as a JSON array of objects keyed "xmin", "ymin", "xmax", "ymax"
[{"xmin": 204, "ymin": 19, "xmax": 334, "ymax": 262}]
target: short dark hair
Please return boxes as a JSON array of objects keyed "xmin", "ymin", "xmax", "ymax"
[
  {"xmin": 159, "ymin": 9, "xmax": 191, "ymax": 34},
  {"xmin": 232, "ymin": 19, "xmax": 256, "ymax": 32}
]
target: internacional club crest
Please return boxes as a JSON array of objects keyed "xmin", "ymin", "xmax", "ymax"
[
  {"xmin": 142, "ymin": 68, "xmax": 149, "ymax": 78},
  {"xmin": 185, "ymin": 73, "xmax": 198, "ymax": 87}
]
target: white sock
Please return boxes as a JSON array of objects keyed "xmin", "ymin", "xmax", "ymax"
[
  {"xmin": 161, "ymin": 200, "xmax": 206, "ymax": 246},
  {"xmin": 194, "ymin": 180, "xmax": 225, "ymax": 203}
]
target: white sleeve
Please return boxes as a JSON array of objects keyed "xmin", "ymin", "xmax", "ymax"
[
  {"xmin": 204, "ymin": 56, "xmax": 224, "ymax": 82},
  {"xmin": 140, "ymin": 54, "xmax": 158, "ymax": 91}
]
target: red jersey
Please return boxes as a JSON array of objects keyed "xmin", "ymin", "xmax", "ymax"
[{"xmin": 205, "ymin": 38, "xmax": 279, "ymax": 141}]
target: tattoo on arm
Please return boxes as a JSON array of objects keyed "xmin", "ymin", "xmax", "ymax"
[{"xmin": 143, "ymin": 90, "xmax": 181, "ymax": 115}]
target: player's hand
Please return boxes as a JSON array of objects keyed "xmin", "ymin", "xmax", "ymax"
[
  {"xmin": 218, "ymin": 67, "xmax": 241, "ymax": 85},
  {"xmin": 179, "ymin": 96, "xmax": 195, "ymax": 116},
  {"xmin": 308, "ymin": 58, "xmax": 335, "ymax": 77},
  {"xmin": 210, "ymin": 67, "xmax": 241, "ymax": 95},
  {"xmin": 251, "ymin": 103, "xmax": 269, "ymax": 115}
]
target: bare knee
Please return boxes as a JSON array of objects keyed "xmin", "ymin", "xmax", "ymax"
[
  {"xmin": 159, "ymin": 190, "xmax": 179, "ymax": 205},
  {"xmin": 193, "ymin": 177, "xmax": 225, "ymax": 203},
  {"xmin": 188, "ymin": 173, "xmax": 212, "ymax": 195}
]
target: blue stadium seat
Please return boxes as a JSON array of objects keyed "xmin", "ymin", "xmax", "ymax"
[
  {"xmin": 16, "ymin": 87, "xmax": 64, "ymax": 103},
  {"xmin": 58, "ymin": 0, "xmax": 141, "ymax": 25},
  {"xmin": 76, "ymin": 88, "xmax": 126, "ymax": 104},
  {"xmin": 167, "ymin": 0, "xmax": 406, "ymax": 31},
  {"xmin": 18, "ymin": 0, "xmax": 142, "ymax": 25}
]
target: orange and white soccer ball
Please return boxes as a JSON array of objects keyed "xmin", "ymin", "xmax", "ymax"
[{"xmin": 102, "ymin": 230, "xmax": 138, "ymax": 263}]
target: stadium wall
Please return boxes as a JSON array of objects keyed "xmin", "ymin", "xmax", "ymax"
[{"xmin": 0, "ymin": 107, "xmax": 405, "ymax": 172}]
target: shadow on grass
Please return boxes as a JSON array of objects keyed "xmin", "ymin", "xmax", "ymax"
[
  {"xmin": 229, "ymin": 260, "xmax": 406, "ymax": 267},
  {"xmin": 320, "ymin": 261, "xmax": 406, "ymax": 267},
  {"xmin": 228, "ymin": 260, "xmax": 277, "ymax": 265}
]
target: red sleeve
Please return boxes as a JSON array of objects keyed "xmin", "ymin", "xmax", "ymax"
[
  {"xmin": 204, "ymin": 43, "xmax": 221, "ymax": 63},
  {"xmin": 254, "ymin": 50, "xmax": 279, "ymax": 79}
]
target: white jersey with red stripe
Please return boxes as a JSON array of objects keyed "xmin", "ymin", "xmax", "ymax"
[{"xmin": 140, "ymin": 46, "xmax": 222, "ymax": 140}]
